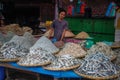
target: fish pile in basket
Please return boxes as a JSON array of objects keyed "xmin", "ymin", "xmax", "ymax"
[
  {"xmin": 57, "ymin": 43, "xmax": 86, "ymax": 58},
  {"xmin": 17, "ymin": 36, "xmax": 59, "ymax": 66},
  {"xmin": 17, "ymin": 49, "xmax": 55, "ymax": 66},
  {"xmin": 0, "ymin": 42, "xmax": 29, "ymax": 59},
  {"xmin": 87, "ymin": 42, "xmax": 116, "ymax": 61},
  {"xmin": 112, "ymin": 48, "xmax": 120, "ymax": 66},
  {"xmin": 0, "ymin": 33, "xmax": 35, "ymax": 61},
  {"xmin": 74, "ymin": 52, "xmax": 120, "ymax": 79},
  {"xmin": 30, "ymin": 36, "xmax": 59, "ymax": 54},
  {"xmin": 44, "ymin": 54, "xmax": 82, "ymax": 71},
  {"xmin": 0, "ymin": 31, "xmax": 15, "ymax": 47}
]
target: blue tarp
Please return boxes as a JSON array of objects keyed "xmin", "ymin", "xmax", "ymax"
[
  {"xmin": 0, "ymin": 67, "xmax": 5, "ymax": 80},
  {"xmin": 9, "ymin": 62, "xmax": 81, "ymax": 78}
]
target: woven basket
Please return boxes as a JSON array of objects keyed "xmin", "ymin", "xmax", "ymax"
[
  {"xmin": 111, "ymin": 46, "xmax": 120, "ymax": 49},
  {"xmin": 43, "ymin": 64, "xmax": 80, "ymax": 71},
  {"xmin": 0, "ymin": 58, "xmax": 19, "ymax": 62},
  {"xmin": 56, "ymin": 53, "xmax": 86, "ymax": 59},
  {"xmin": 17, "ymin": 61, "xmax": 51, "ymax": 67},
  {"xmin": 74, "ymin": 70, "xmax": 120, "ymax": 80}
]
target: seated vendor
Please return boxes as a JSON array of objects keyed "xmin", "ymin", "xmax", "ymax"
[{"xmin": 49, "ymin": 8, "xmax": 69, "ymax": 43}]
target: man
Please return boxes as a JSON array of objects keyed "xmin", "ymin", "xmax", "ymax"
[{"xmin": 50, "ymin": 9, "xmax": 68, "ymax": 42}]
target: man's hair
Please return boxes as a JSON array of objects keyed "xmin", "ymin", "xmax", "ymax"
[{"xmin": 58, "ymin": 8, "xmax": 66, "ymax": 14}]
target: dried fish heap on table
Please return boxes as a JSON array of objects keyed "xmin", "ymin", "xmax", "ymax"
[
  {"xmin": 0, "ymin": 34, "xmax": 35, "ymax": 60},
  {"xmin": 0, "ymin": 42, "xmax": 29, "ymax": 59},
  {"xmin": 4, "ymin": 31, "xmax": 15, "ymax": 43},
  {"xmin": 74, "ymin": 52, "xmax": 120, "ymax": 79},
  {"xmin": 79, "ymin": 40, "xmax": 86, "ymax": 47},
  {"xmin": 0, "ymin": 31, "xmax": 15, "ymax": 47},
  {"xmin": 112, "ymin": 48, "xmax": 120, "ymax": 66},
  {"xmin": 9, "ymin": 33, "xmax": 35, "ymax": 49},
  {"xmin": 87, "ymin": 42, "xmax": 116, "ymax": 60},
  {"xmin": 30, "ymin": 36, "xmax": 59, "ymax": 54},
  {"xmin": 17, "ymin": 49, "xmax": 55, "ymax": 66},
  {"xmin": 0, "ymin": 32, "xmax": 4, "ymax": 47},
  {"xmin": 113, "ymin": 49, "xmax": 120, "ymax": 80},
  {"xmin": 57, "ymin": 43, "xmax": 86, "ymax": 58},
  {"xmin": 22, "ymin": 32, "xmax": 36, "ymax": 49},
  {"xmin": 44, "ymin": 54, "xmax": 82, "ymax": 71}
]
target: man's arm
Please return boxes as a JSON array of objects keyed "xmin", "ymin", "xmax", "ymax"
[
  {"xmin": 60, "ymin": 29, "xmax": 66, "ymax": 41},
  {"xmin": 48, "ymin": 28, "xmax": 54, "ymax": 39}
]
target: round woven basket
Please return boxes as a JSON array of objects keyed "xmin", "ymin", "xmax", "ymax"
[
  {"xmin": 111, "ymin": 46, "xmax": 120, "ymax": 49},
  {"xmin": 74, "ymin": 70, "xmax": 120, "ymax": 80},
  {"xmin": 55, "ymin": 53, "xmax": 86, "ymax": 59},
  {"xmin": 0, "ymin": 58, "xmax": 19, "ymax": 62},
  {"xmin": 43, "ymin": 64, "xmax": 80, "ymax": 71},
  {"xmin": 17, "ymin": 61, "xmax": 51, "ymax": 67}
]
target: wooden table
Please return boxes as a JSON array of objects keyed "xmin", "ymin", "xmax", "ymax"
[
  {"xmin": 0, "ymin": 62, "xmax": 82, "ymax": 80},
  {"xmin": 0, "ymin": 63, "xmax": 40, "ymax": 80}
]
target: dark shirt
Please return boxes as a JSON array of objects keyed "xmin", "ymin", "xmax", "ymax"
[{"xmin": 51, "ymin": 19, "xmax": 68, "ymax": 41}]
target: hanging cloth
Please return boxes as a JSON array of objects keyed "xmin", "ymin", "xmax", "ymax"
[
  {"xmin": 67, "ymin": 5, "xmax": 74, "ymax": 15},
  {"xmin": 80, "ymin": 2, "xmax": 86, "ymax": 14}
]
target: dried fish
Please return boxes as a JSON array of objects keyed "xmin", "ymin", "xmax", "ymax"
[
  {"xmin": 57, "ymin": 42, "xmax": 86, "ymax": 58},
  {"xmin": 0, "ymin": 34, "xmax": 35, "ymax": 59},
  {"xmin": 17, "ymin": 49, "xmax": 55, "ymax": 66},
  {"xmin": 0, "ymin": 31, "xmax": 15, "ymax": 46},
  {"xmin": 0, "ymin": 42, "xmax": 29, "ymax": 59},
  {"xmin": 74, "ymin": 52, "xmax": 120, "ymax": 78},
  {"xmin": 87, "ymin": 42, "xmax": 116, "ymax": 60},
  {"xmin": 44, "ymin": 54, "xmax": 82, "ymax": 70},
  {"xmin": 30, "ymin": 36, "xmax": 59, "ymax": 54},
  {"xmin": 112, "ymin": 48, "xmax": 120, "ymax": 66}
]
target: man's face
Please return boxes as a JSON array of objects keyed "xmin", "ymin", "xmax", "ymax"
[{"xmin": 59, "ymin": 12, "xmax": 66, "ymax": 20}]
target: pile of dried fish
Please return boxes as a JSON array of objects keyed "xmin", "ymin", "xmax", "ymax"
[
  {"xmin": 17, "ymin": 49, "xmax": 55, "ymax": 66},
  {"xmin": 4, "ymin": 31, "xmax": 15, "ymax": 43},
  {"xmin": 112, "ymin": 48, "xmax": 120, "ymax": 66},
  {"xmin": 57, "ymin": 43, "xmax": 86, "ymax": 57},
  {"xmin": 74, "ymin": 52, "xmax": 120, "ymax": 79},
  {"xmin": 87, "ymin": 42, "xmax": 116, "ymax": 60},
  {"xmin": 0, "ymin": 32, "xmax": 4, "ymax": 44},
  {"xmin": 44, "ymin": 54, "xmax": 82, "ymax": 71},
  {"xmin": 0, "ymin": 34, "xmax": 35, "ymax": 60},
  {"xmin": 0, "ymin": 42, "xmax": 29, "ymax": 59},
  {"xmin": 30, "ymin": 48, "xmax": 51, "ymax": 55},
  {"xmin": 0, "ymin": 31, "xmax": 15, "ymax": 46},
  {"xmin": 9, "ymin": 34, "xmax": 34, "ymax": 49},
  {"xmin": 22, "ymin": 32, "xmax": 36, "ymax": 49},
  {"xmin": 79, "ymin": 40, "xmax": 86, "ymax": 47},
  {"xmin": 30, "ymin": 36, "xmax": 59, "ymax": 54}
]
